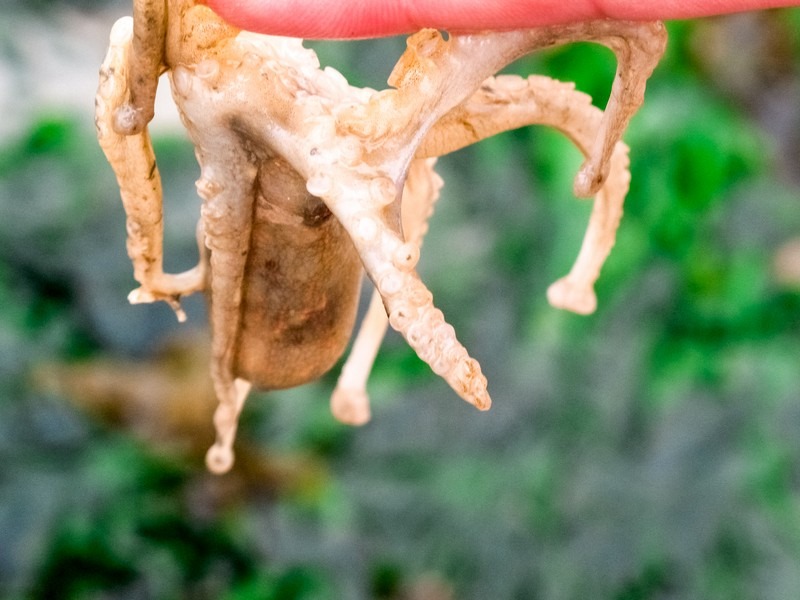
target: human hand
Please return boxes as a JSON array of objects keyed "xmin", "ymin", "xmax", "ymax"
[{"xmin": 203, "ymin": 0, "xmax": 799, "ymax": 39}]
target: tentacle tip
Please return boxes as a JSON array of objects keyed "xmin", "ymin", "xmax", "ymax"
[
  {"xmin": 166, "ymin": 299, "xmax": 188, "ymax": 322},
  {"xmin": 109, "ymin": 15, "xmax": 133, "ymax": 44},
  {"xmin": 331, "ymin": 386, "xmax": 372, "ymax": 426},
  {"xmin": 205, "ymin": 444, "xmax": 235, "ymax": 474},
  {"xmin": 474, "ymin": 394, "xmax": 492, "ymax": 411},
  {"xmin": 471, "ymin": 376, "xmax": 491, "ymax": 411},
  {"xmin": 127, "ymin": 287, "xmax": 154, "ymax": 305},
  {"xmin": 128, "ymin": 288, "xmax": 188, "ymax": 321},
  {"xmin": 547, "ymin": 278, "xmax": 598, "ymax": 315}
]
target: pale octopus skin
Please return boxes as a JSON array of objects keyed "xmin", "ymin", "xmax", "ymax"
[{"xmin": 95, "ymin": 0, "xmax": 667, "ymax": 474}]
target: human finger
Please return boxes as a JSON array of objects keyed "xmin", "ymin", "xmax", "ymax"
[{"xmin": 203, "ymin": 0, "xmax": 799, "ymax": 39}]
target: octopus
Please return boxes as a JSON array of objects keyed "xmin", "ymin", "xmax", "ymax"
[{"xmin": 95, "ymin": 0, "xmax": 667, "ymax": 474}]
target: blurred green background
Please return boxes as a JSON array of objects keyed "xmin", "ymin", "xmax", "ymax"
[{"xmin": 2, "ymin": 2, "xmax": 800, "ymax": 599}]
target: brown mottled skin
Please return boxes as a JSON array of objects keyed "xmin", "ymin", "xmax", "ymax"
[{"xmin": 232, "ymin": 157, "xmax": 362, "ymax": 389}]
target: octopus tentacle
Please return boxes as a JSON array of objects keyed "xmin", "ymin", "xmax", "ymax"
[
  {"xmin": 565, "ymin": 20, "xmax": 666, "ymax": 197},
  {"xmin": 96, "ymin": 17, "xmax": 204, "ymax": 322},
  {"xmin": 191, "ymin": 138, "xmax": 259, "ymax": 474},
  {"xmin": 331, "ymin": 158, "xmax": 444, "ymax": 424},
  {"xmin": 330, "ymin": 290, "xmax": 384, "ymax": 425},
  {"xmin": 419, "ymin": 74, "xmax": 631, "ymax": 314},
  {"xmin": 113, "ymin": 0, "xmax": 166, "ymax": 135},
  {"xmin": 339, "ymin": 21, "xmax": 664, "ymax": 198},
  {"xmin": 314, "ymin": 163, "xmax": 490, "ymax": 411}
]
